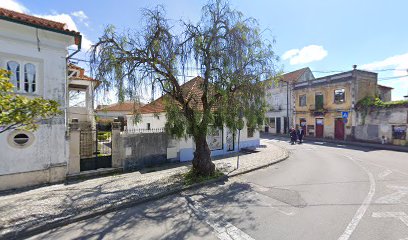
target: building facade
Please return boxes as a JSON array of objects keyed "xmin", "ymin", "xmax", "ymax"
[
  {"xmin": 293, "ymin": 69, "xmax": 379, "ymax": 140},
  {"xmin": 0, "ymin": 8, "xmax": 81, "ymax": 190},
  {"xmin": 264, "ymin": 68, "xmax": 314, "ymax": 134},
  {"xmin": 68, "ymin": 64, "xmax": 100, "ymax": 130},
  {"xmin": 126, "ymin": 77, "xmax": 260, "ymax": 162}
]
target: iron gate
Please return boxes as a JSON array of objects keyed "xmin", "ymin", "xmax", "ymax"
[{"xmin": 80, "ymin": 129, "xmax": 112, "ymax": 171}]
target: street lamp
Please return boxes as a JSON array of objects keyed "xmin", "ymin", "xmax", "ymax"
[{"xmin": 237, "ymin": 108, "xmax": 244, "ymax": 169}]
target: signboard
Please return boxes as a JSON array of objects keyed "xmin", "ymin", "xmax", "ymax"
[
  {"xmin": 392, "ymin": 125, "xmax": 407, "ymax": 140},
  {"xmin": 342, "ymin": 111, "xmax": 349, "ymax": 118}
]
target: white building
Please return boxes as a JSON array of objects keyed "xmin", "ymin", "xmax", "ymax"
[
  {"xmin": 126, "ymin": 77, "xmax": 260, "ymax": 162},
  {"xmin": 0, "ymin": 8, "xmax": 82, "ymax": 190},
  {"xmin": 68, "ymin": 64, "xmax": 100, "ymax": 129},
  {"xmin": 264, "ymin": 68, "xmax": 314, "ymax": 134}
]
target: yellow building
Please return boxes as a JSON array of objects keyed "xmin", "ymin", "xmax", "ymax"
[{"xmin": 293, "ymin": 69, "xmax": 379, "ymax": 140}]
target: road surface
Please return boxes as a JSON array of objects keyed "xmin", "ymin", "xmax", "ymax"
[{"xmin": 29, "ymin": 136, "xmax": 408, "ymax": 240}]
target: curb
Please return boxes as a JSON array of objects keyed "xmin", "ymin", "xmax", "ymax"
[
  {"xmin": 263, "ymin": 133, "xmax": 408, "ymax": 153},
  {"xmin": 2, "ymin": 144, "xmax": 289, "ymax": 240}
]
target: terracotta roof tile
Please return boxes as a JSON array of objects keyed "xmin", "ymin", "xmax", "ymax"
[
  {"xmin": 139, "ymin": 76, "xmax": 205, "ymax": 114},
  {"xmin": 97, "ymin": 101, "xmax": 145, "ymax": 113},
  {"xmin": 377, "ymin": 84, "xmax": 393, "ymax": 89},
  {"xmin": 279, "ymin": 67, "xmax": 309, "ymax": 83},
  {"xmin": 68, "ymin": 64, "xmax": 100, "ymax": 87},
  {"xmin": 0, "ymin": 7, "xmax": 81, "ymax": 38}
]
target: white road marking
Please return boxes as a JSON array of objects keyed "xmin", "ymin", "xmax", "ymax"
[
  {"xmin": 186, "ymin": 196, "xmax": 255, "ymax": 240},
  {"xmin": 376, "ymin": 185, "xmax": 408, "ymax": 204},
  {"xmin": 338, "ymin": 155, "xmax": 376, "ymax": 240},
  {"xmin": 378, "ymin": 169, "xmax": 393, "ymax": 179},
  {"xmin": 363, "ymin": 161, "xmax": 408, "ymax": 177},
  {"xmin": 372, "ymin": 211, "xmax": 408, "ymax": 227}
]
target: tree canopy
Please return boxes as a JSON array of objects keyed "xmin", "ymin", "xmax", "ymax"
[
  {"xmin": 0, "ymin": 69, "xmax": 61, "ymax": 134},
  {"xmin": 91, "ymin": 0, "xmax": 278, "ymax": 176}
]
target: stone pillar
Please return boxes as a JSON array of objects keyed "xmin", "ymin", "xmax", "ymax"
[
  {"xmin": 111, "ymin": 121, "xmax": 122, "ymax": 168},
  {"xmin": 68, "ymin": 120, "xmax": 81, "ymax": 175}
]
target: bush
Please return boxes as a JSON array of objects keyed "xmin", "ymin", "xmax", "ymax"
[{"xmin": 97, "ymin": 131, "xmax": 111, "ymax": 141}]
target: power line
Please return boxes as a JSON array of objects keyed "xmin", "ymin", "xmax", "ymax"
[{"xmin": 378, "ymin": 75, "xmax": 408, "ymax": 81}]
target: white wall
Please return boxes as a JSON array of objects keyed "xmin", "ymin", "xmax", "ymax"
[
  {"xmin": 126, "ymin": 113, "xmax": 167, "ymax": 130},
  {"xmin": 127, "ymin": 113, "xmax": 260, "ymax": 161},
  {"xmin": 0, "ymin": 20, "xmax": 75, "ymax": 176}
]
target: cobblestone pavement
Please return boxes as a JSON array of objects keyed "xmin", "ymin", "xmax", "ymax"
[{"xmin": 0, "ymin": 139, "xmax": 287, "ymax": 239}]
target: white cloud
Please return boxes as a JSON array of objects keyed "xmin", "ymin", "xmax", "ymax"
[
  {"xmin": 361, "ymin": 53, "xmax": 408, "ymax": 100},
  {"xmin": 282, "ymin": 45, "xmax": 328, "ymax": 65},
  {"xmin": 35, "ymin": 13, "xmax": 78, "ymax": 31},
  {"xmin": 71, "ymin": 10, "xmax": 89, "ymax": 27},
  {"xmin": 1, "ymin": 0, "xmax": 93, "ymax": 50},
  {"xmin": 0, "ymin": 0, "xmax": 28, "ymax": 13},
  {"xmin": 81, "ymin": 35, "xmax": 93, "ymax": 51},
  {"xmin": 34, "ymin": 13, "xmax": 93, "ymax": 51}
]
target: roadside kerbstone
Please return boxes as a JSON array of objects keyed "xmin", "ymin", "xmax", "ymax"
[{"xmin": 0, "ymin": 139, "xmax": 287, "ymax": 239}]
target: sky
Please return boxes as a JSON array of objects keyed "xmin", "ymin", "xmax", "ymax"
[{"xmin": 1, "ymin": 0, "xmax": 407, "ymax": 102}]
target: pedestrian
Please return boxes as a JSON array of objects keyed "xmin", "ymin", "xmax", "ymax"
[
  {"xmin": 297, "ymin": 126, "xmax": 305, "ymax": 144},
  {"xmin": 290, "ymin": 127, "xmax": 297, "ymax": 145}
]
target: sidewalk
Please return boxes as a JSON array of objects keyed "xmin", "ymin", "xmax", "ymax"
[
  {"xmin": 261, "ymin": 132, "xmax": 408, "ymax": 152},
  {"xmin": 0, "ymin": 139, "xmax": 288, "ymax": 240}
]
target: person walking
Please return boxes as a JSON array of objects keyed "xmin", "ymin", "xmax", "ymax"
[
  {"xmin": 290, "ymin": 127, "xmax": 297, "ymax": 145},
  {"xmin": 297, "ymin": 126, "xmax": 305, "ymax": 144}
]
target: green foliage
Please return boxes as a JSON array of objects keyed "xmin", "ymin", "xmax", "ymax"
[
  {"xmin": 97, "ymin": 131, "xmax": 111, "ymax": 141},
  {"xmin": 90, "ymin": 0, "xmax": 277, "ymax": 175},
  {"xmin": 183, "ymin": 168, "xmax": 224, "ymax": 186},
  {"xmin": 355, "ymin": 96, "xmax": 408, "ymax": 124},
  {"xmin": 0, "ymin": 69, "xmax": 61, "ymax": 134}
]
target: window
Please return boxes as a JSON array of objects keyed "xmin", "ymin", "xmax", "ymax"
[
  {"xmin": 7, "ymin": 130, "xmax": 35, "ymax": 148},
  {"xmin": 299, "ymin": 95, "xmax": 306, "ymax": 107},
  {"xmin": 269, "ymin": 117, "xmax": 275, "ymax": 128},
  {"xmin": 334, "ymin": 89, "xmax": 345, "ymax": 103},
  {"xmin": 247, "ymin": 127, "xmax": 255, "ymax": 138},
  {"xmin": 24, "ymin": 63, "xmax": 36, "ymax": 93},
  {"xmin": 147, "ymin": 123, "xmax": 151, "ymax": 130},
  {"xmin": 14, "ymin": 133, "xmax": 29, "ymax": 145},
  {"xmin": 273, "ymin": 96, "xmax": 280, "ymax": 106},
  {"xmin": 5, "ymin": 60, "xmax": 37, "ymax": 93},
  {"xmin": 7, "ymin": 61, "xmax": 20, "ymax": 89},
  {"xmin": 315, "ymin": 93, "xmax": 324, "ymax": 110}
]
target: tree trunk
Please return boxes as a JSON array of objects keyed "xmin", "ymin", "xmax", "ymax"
[{"xmin": 192, "ymin": 133, "xmax": 215, "ymax": 176}]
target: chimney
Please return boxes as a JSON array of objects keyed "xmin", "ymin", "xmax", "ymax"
[{"xmin": 353, "ymin": 65, "xmax": 357, "ymax": 70}]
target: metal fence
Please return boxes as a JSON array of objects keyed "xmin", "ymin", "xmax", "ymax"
[{"xmin": 124, "ymin": 128, "xmax": 165, "ymax": 134}]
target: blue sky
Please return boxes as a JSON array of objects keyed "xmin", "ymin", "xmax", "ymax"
[{"xmin": 1, "ymin": 0, "xmax": 407, "ymax": 101}]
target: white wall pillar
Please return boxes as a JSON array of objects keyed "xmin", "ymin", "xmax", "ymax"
[{"xmin": 68, "ymin": 121, "xmax": 80, "ymax": 175}]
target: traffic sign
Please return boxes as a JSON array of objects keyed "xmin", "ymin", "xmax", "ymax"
[
  {"xmin": 343, "ymin": 118, "xmax": 348, "ymax": 124},
  {"xmin": 342, "ymin": 111, "xmax": 349, "ymax": 118}
]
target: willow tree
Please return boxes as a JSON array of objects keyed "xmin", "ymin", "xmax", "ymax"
[{"xmin": 90, "ymin": 0, "xmax": 277, "ymax": 176}]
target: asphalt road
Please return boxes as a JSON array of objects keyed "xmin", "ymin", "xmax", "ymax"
[{"xmin": 29, "ymin": 137, "xmax": 408, "ymax": 240}]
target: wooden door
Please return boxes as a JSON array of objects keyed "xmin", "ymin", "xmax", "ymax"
[
  {"xmin": 276, "ymin": 117, "xmax": 281, "ymax": 134},
  {"xmin": 315, "ymin": 118, "xmax": 324, "ymax": 138},
  {"xmin": 334, "ymin": 118, "xmax": 345, "ymax": 140}
]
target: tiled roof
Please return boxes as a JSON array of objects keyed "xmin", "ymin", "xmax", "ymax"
[
  {"xmin": 139, "ymin": 76, "xmax": 204, "ymax": 114},
  {"xmin": 377, "ymin": 84, "xmax": 393, "ymax": 89},
  {"xmin": 97, "ymin": 101, "xmax": 145, "ymax": 113},
  {"xmin": 68, "ymin": 64, "xmax": 100, "ymax": 87},
  {"xmin": 0, "ymin": 7, "xmax": 81, "ymax": 40},
  {"xmin": 279, "ymin": 67, "xmax": 309, "ymax": 83}
]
